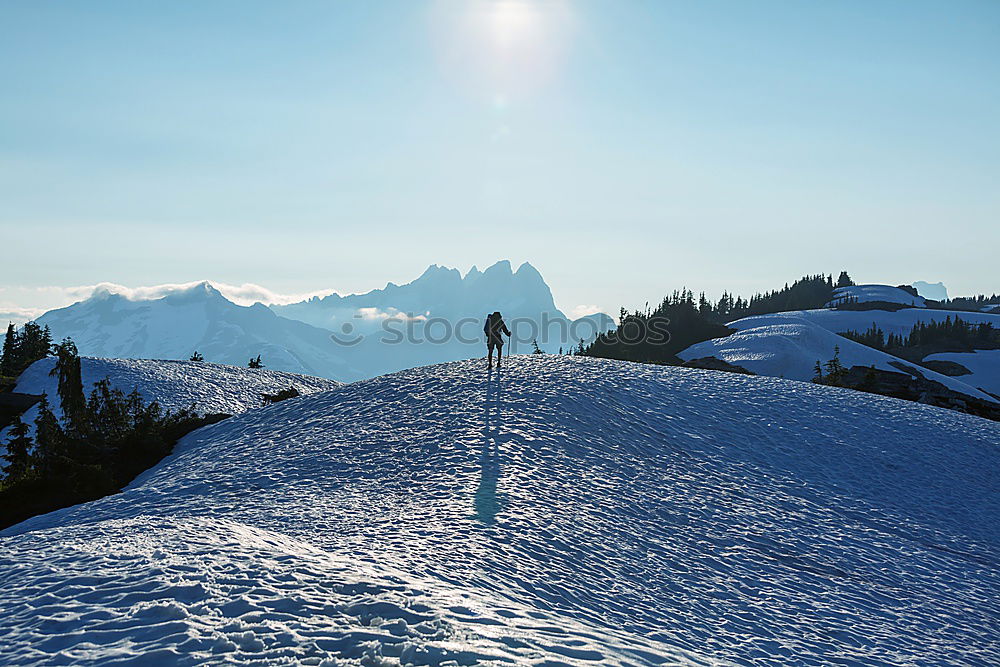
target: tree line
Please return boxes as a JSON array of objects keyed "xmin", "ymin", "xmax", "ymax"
[
  {"xmin": 839, "ymin": 316, "xmax": 999, "ymax": 354},
  {"xmin": 0, "ymin": 338, "xmax": 221, "ymax": 529},
  {"xmin": 581, "ymin": 272, "xmax": 853, "ymax": 364},
  {"xmin": 1, "ymin": 322, "xmax": 53, "ymax": 383}
]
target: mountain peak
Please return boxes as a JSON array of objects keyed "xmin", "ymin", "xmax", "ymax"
[
  {"xmin": 515, "ymin": 262, "xmax": 542, "ymax": 280},
  {"xmin": 483, "ymin": 260, "xmax": 513, "ymax": 276},
  {"xmin": 417, "ymin": 264, "xmax": 461, "ymax": 282}
]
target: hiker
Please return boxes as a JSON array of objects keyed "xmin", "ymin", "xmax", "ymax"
[{"xmin": 484, "ymin": 311, "xmax": 511, "ymax": 369}]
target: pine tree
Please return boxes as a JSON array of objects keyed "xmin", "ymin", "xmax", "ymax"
[
  {"xmin": 1, "ymin": 322, "xmax": 17, "ymax": 377},
  {"xmin": 812, "ymin": 361, "xmax": 823, "ymax": 383},
  {"xmin": 248, "ymin": 355, "xmax": 264, "ymax": 369},
  {"xmin": 1, "ymin": 416, "xmax": 32, "ymax": 481},
  {"xmin": 33, "ymin": 395, "xmax": 64, "ymax": 478},
  {"xmin": 51, "ymin": 339, "xmax": 86, "ymax": 437},
  {"xmin": 189, "ymin": 351, "xmax": 204, "ymax": 362},
  {"xmin": 823, "ymin": 346, "xmax": 846, "ymax": 385},
  {"xmin": 531, "ymin": 339, "xmax": 543, "ymax": 354},
  {"xmin": 836, "ymin": 271, "xmax": 855, "ymax": 288}
]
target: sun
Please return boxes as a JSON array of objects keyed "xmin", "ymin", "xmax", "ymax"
[{"xmin": 430, "ymin": 0, "xmax": 575, "ymax": 100}]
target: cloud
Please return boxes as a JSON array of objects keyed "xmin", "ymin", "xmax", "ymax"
[
  {"xmin": 570, "ymin": 304, "xmax": 601, "ymax": 319},
  {"xmin": 357, "ymin": 307, "xmax": 428, "ymax": 322},
  {"xmin": 0, "ymin": 281, "xmax": 339, "ymax": 320},
  {"xmin": 0, "ymin": 307, "xmax": 46, "ymax": 326}
]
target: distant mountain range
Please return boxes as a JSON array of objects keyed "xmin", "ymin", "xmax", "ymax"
[{"xmin": 35, "ymin": 261, "xmax": 613, "ymax": 382}]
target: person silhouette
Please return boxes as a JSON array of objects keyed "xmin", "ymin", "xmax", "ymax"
[{"xmin": 484, "ymin": 311, "xmax": 512, "ymax": 369}]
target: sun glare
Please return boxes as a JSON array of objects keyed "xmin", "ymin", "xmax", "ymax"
[{"xmin": 430, "ymin": 0, "xmax": 574, "ymax": 101}]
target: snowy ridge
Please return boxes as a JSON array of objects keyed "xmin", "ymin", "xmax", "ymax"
[
  {"xmin": 13, "ymin": 357, "xmax": 339, "ymax": 416},
  {"xmin": 2, "ymin": 356, "xmax": 998, "ymax": 664},
  {"xmin": 1, "ymin": 357, "xmax": 339, "ymax": 446},
  {"xmin": 742, "ymin": 306, "xmax": 1000, "ymax": 338},
  {"xmin": 825, "ymin": 284, "xmax": 926, "ymax": 308},
  {"xmin": 680, "ymin": 308, "xmax": 1000, "ymax": 402}
]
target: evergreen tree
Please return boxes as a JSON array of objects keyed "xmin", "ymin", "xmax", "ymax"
[
  {"xmin": 1, "ymin": 416, "xmax": 32, "ymax": 481},
  {"xmin": 823, "ymin": 346, "xmax": 846, "ymax": 385},
  {"xmin": 1, "ymin": 322, "xmax": 17, "ymax": 377},
  {"xmin": 51, "ymin": 339, "xmax": 86, "ymax": 437},
  {"xmin": 531, "ymin": 339, "xmax": 543, "ymax": 354},
  {"xmin": 248, "ymin": 355, "xmax": 264, "ymax": 369},
  {"xmin": 33, "ymin": 395, "xmax": 64, "ymax": 478},
  {"xmin": 836, "ymin": 271, "xmax": 855, "ymax": 288},
  {"xmin": 189, "ymin": 351, "xmax": 204, "ymax": 362}
]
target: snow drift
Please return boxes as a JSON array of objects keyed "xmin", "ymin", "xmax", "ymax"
[{"xmin": 2, "ymin": 356, "xmax": 997, "ymax": 665}]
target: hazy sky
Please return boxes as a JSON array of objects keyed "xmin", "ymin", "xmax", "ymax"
[{"xmin": 2, "ymin": 0, "xmax": 998, "ymax": 320}]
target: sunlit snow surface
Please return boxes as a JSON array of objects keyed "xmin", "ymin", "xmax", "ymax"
[
  {"xmin": 14, "ymin": 357, "xmax": 340, "ymax": 415},
  {"xmin": 2, "ymin": 356, "xmax": 999, "ymax": 665}
]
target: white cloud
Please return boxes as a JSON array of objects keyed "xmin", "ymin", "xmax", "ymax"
[
  {"xmin": 0, "ymin": 306, "xmax": 46, "ymax": 327},
  {"xmin": 570, "ymin": 304, "xmax": 601, "ymax": 319},
  {"xmin": 0, "ymin": 281, "xmax": 339, "ymax": 321},
  {"xmin": 357, "ymin": 307, "xmax": 427, "ymax": 322}
]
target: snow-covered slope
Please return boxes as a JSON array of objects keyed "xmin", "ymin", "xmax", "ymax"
[
  {"xmin": 826, "ymin": 284, "xmax": 926, "ymax": 308},
  {"xmin": 762, "ymin": 306, "xmax": 1000, "ymax": 338},
  {"xmin": 14, "ymin": 357, "xmax": 339, "ymax": 416},
  {"xmin": 1, "ymin": 357, "xmax": 339, "ymax": 448},
  {"xmin": 2, "ymin": 357, "xmax": 998, "ymax": 665},
  {"xmin": 36, "ymin": 282, "xmax": 354, "ymax": 381},
  {"xmin": 680, "ymin": 308, "xmax": 1000, "ymax": 403},
  {"xmin": 924, "ymin": 349, "xmax": 1000, "ymax": 397}
]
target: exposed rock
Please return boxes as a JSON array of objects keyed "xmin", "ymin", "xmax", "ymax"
[
  {"xmin": 681, "ymin": 356, "xmax": 755, "ymax": 375},
  {"xmin": 919, "ymin": 360, "xmax": 972, "ymax": 377},
  {"xmin": 838, "ymin": 364, "xmax": 1000, "ymax": 422}
]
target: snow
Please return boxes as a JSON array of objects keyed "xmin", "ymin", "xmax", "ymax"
[
  {"xmin": 2, "ymin": 356, "xmax": 999, "ymax": 665},
  {"xmin": 826, "ymin": 284, "xmax": 926, "ymax": 308},
  {"xmin": 37, "ymin": 284, "xmax": 355, "ymax": 381},
  {"xmin": 679, "ymin": 315, "xmax": 998, "ymax": 402},
  {"xmin": 2, "ymin": 357, "xmax": 339, "ymax": 444},
  {"xmin": 750, "ymin": 306, "xmax": 1000, "ymax": 339},
  {"xmin": 14, "ymin": 357, "xmax": 339, "ymax": 416},
  {"xmin": 923, "ymin": 349, "xmax": 1000, "ymax": 397}
]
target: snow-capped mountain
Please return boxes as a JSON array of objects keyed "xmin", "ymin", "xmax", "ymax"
[
  {"xmin": 2, "ymin": 356, "xmax": 997, "ymax": 664},
  {"xmin": 271, "ymin": 260, "xmax": 613, "ymax": 377},
  {"xmin": 31, "ymin": 263, "xmax": 613, "ymax": 382},
  {"xmin": 274, "ymin": 260, "xmax": 567, "ymax": 327},
  {"xmin": 35, "ymin": 282, "xmax": 355, "ymax": 381}
]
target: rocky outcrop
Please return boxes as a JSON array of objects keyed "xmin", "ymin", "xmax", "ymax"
[
  {"xmin": 838, "ymin": 363, "xmax": 1000, "ymax": 421},
  {"xmin": 681, "ymin": 356, "xmax": 755, "ymax": 375}
]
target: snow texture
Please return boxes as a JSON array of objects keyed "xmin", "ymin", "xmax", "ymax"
[
  {"xmin": 826, "ymin": 284, "xmax": 926, "ymax": 308},
  {"xmin": 2, "ymin": 356, "xmax": 998, "ymax": 665}
]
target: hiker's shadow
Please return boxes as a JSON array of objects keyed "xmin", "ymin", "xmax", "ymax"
[{"xmin": 475, "ymin": 368, "xmax": 508, "ymax": 526}]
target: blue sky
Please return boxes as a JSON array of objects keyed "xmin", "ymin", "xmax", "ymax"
[{"xmin": 2, "ymin": 0, "xmax": 998, "ymax": 319}]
